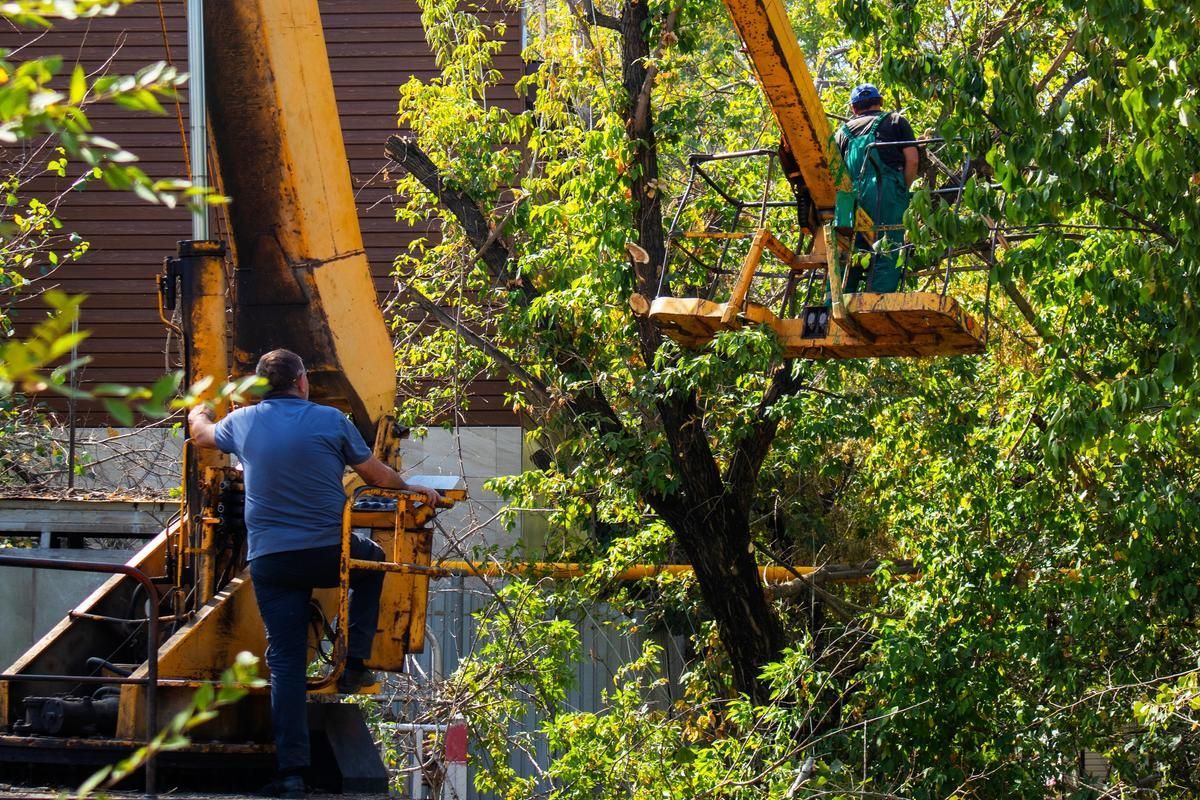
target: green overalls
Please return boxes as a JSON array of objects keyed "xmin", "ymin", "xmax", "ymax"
[{"xmin": 839, "ymin": 113, "xmax": 910, "ymax": 293}]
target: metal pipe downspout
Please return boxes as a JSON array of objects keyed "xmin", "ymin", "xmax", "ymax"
[{"xmin": 187, "ymin": 0, "xmax": 209, "ymax": 240}]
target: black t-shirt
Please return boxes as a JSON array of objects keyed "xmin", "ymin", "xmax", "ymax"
[{"xmin": 834, "ymin": 111, "xmax": 916, "ymax": 173}]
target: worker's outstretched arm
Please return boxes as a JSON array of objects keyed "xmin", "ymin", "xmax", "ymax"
[
  {"xmin": 188, "ymin": 405, "xmax": 219, "ymax": 449},
  {"xmin": 352, "ymin": 457, "xmax": 441, "ymax": 508}
]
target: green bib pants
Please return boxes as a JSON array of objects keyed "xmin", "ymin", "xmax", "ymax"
[{"xmin": 839, "ymin": 114, "xmax": 910, "ymax": 293}]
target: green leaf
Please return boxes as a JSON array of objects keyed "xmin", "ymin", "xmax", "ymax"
[
  {"xmin": 68, "ymin": 63, "xmax": 85, "ymax": 104},
  {"xmin": 192, "ymin": 682, "xmax": 215, "ymax": 711},
  {"xmin": 101, "ymin": 397, "xmax": 133, "ymax": 426},
  {"xmin": 75, "ymin": 764, "xmax": 113, "ymax": 798},
  {"xmin": 149, "ymin": 371, "xmax": 181, "ymax": 402}
]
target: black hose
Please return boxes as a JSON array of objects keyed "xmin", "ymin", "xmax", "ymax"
[{"xmin": 86, "ymin": 657, "xmax": 132, "ymax": 678}]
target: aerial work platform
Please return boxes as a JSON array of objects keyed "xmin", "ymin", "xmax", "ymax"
[
  {"xmin": 650, "ymin": 292, "xmax": 985, "ymax": 359},
  {"xmin": 642, "ymin": 0, "xmax": 997, "ymax": 362}
]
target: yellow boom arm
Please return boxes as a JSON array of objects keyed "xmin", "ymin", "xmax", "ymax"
[
  {"xmin": 722, "ymin": 0, "xmax": 855, "ymax": 218},
  {"xmin": 204, "ymin": 0, "xmax": 396, "ymax": 443}
]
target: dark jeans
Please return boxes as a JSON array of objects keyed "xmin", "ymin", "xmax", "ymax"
[{"xmin": 249, "ymin": 534, "xmax": 386, "ymax": 772}]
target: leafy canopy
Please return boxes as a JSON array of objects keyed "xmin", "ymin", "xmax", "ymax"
[{"xmin": 395, "ymin": 0, "xmax": 1200, "ymax": 793}]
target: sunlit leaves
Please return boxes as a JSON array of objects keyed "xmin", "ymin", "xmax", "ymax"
[
  {"xmin": 0, "ymin": 289, "xmax": 86, "ymax": 397},
  {"xmin": 0, "ymin": 1, "xmax": 240, "ymax": 487},
  {"xmin": 822, "ymin": 0, "xmax": 1200, "ymax": 793},
  {"xmin": 398, "ymin": 0, "xmax": 1200, "ymax": 792},
  {"xmin": 0, "ymin": 41, "xmax": 221, "ymax": 209},
  {"xmin": 1, "ymin": 1, "xmax": 134, "ymax": 27}
]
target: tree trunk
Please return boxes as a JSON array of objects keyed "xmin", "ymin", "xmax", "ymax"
[
  {"xmin": 663, "ymin": 498, "xmax": 787, "ymax": 703},
  {"xmin": 620, "ymin": 0, "xmax": 670, "ymax": 368},
  {"xmin": 393, "ymin": 0, "xmax": 790, "ymax": 702},
  {"xmin": 619, "ymin": 0, "xmax": 785, "ymax": 701}
]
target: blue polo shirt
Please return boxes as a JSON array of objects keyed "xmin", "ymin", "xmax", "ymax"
[{"xmin": 213, "ymin": 396, "xmax": 373, "ymax": 560}]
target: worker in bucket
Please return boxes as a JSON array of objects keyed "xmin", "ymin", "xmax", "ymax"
[{"xmin": 834, "ymin": 83, "xmax": 919, "ymax": 293}]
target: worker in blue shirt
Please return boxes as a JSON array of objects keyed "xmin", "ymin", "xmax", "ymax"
[
  {"xmin": 188, "ymin": 348, "xmax": 438, "ymax": 798},
  {"xmin": 834, "ymin": 83, "xmax": 919, "ymax": 293}
]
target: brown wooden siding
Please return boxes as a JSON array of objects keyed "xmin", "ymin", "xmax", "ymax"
[{"xmin": 4, "ymin": 0, "xmax": 521, "ymax": 427}]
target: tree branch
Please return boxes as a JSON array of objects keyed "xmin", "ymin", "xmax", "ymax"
[
  {"xmin": 579, "ymin": 0, "xmax": 620, "ymax": 30},
  {"xmin": 724, "ymin": 361, "xmax": 800, "ymax": 515},
  {"xmin": 385, "ymin": 135, "xmax": 535, "ymax": 304},
  {"xmin": 560, "ymin": 0, "xmax": 606, "ymax": 83},
  {"xmin": 618, "ymin": 0, "xmax": 670, "ymax": 366},
  {"xmin": 1033, "ymin": 32, "xmax": 1077, "ymax": 95},
  {"xmin": 656, "ymin": 392, "xmax": 725, "ymax": 512},
  {"xmin": 1093, "ymin": 187, "xmax": 1177, "ymax": 247},
  {"xmin": 976, "ymin": 0, "xmax": 1022, "ymax": 53},
  {"xmin": 631, "ymin": 6, "xmax": 679, "ymax": 134},
  {"xmin": 387, "ymin": 136, "xmax": 625, "ymax": 436},
  {"xmin": 1001, "ymin": 279, "xmax": 1101, "ymax": 389},
  {"xmin": 1000, "ymin": 278, "xmax": 1054, "ymax": 343},
  {"xmin": 404, "ymin": 286, "xmax": 556, "ymax": 408}
]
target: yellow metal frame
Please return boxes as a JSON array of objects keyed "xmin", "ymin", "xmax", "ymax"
[
  {"xmin": 721, "ymin": 0, "xmax": 847, "ymax": 214},
  {"xmin": 649, "ymin": 292, "xmax": 985, "ymax": 358},
  {"xmin": 205, "ymin": 0, "xmax": 396, "ymax": 432},
  {"xmin": 431, "ymin": 561, "xmax": 838, "ymax": 583},
  {"xmin": 305, "ymin": 483, "xmax": 468, "ymax": 694}
]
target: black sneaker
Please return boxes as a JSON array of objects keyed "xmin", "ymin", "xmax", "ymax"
[
  {"xmin": 336, "ymin": 665, "xmax": 376, "ymax": 694},
  {"xmin": 258, "ymin": 773, "xmax": 305, "ymax": 799}
]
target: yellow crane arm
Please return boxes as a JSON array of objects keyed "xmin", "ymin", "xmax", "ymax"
[
  {"xmin": 721, "ymin": 0, "xmax": 855, "ymax": 217},
  {"xmin": 204, "ymin": 0, "xmax": 396, "ymax": 442}
]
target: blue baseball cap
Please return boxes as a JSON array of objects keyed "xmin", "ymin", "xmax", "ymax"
[{"xmin": 850, "ymin": 83, "xmax": 881, "ymax": 107}]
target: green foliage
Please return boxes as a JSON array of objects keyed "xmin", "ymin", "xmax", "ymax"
[
  {"xmin": 809, "ymin": 0, "xmax": 1200, "ymax": 793},
  {"xmin": 402, "ymin": 0, "xmax": 1200, "ymax": 793},
  {"xmin": 0, "ymin": 0, "xmax": 232, "ymax": 471},
  {"xmin": 0, "ymin": 392, "xmax": 62, "ymax": 484},
  {"xmin": 541, "ymin": 644, "xmax": 717, "ymax": 799},
  {"xmin": 0, "ymin": 288, "xmax": 263, "ymax": 421},
  {"xmin": 0, "ymin": 45, "xmax": 215, "ymax": 209},
  {"xmin": 0, "ymin": 290, "xmax": 87, "ymax": 397},
  {"xmin": 393, "ymin": 0, "xmax": 860, "ymax": 564},
  {"xmin": 449, "ymin": 582, "xmax": 581, "ymax": 799},
  {"xmin": 1, "ymin": 1, "xmax": 137, "ymax": 28}
]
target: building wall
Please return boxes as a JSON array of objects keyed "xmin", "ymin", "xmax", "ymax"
[{"xmin": 5, "ymin": 0, "xmax": 521, "ymax": 427}]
